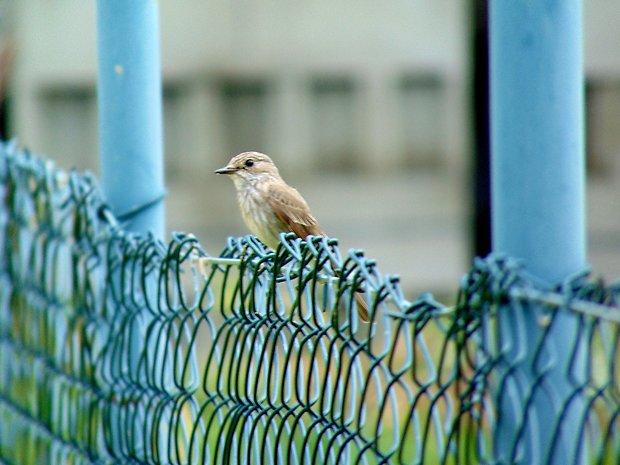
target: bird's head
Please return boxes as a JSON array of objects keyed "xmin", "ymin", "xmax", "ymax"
[{"xmin": 215, "ymin": 152, "xmax": 280, "ymax": 188}]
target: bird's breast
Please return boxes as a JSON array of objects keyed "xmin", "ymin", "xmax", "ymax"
[{"xmin": 236, "ymin": 185, "xmax": 285, "ymax": 249}]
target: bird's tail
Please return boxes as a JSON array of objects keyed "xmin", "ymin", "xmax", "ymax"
[
  {"xmin": 328, "ymin": 256, "xmax": 370, "ymax": 323},
  {"xmin": 354, "ymin": 292, "xmax": 370, "ymax": 322}
]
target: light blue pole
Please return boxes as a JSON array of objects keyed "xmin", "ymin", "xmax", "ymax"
[
  {"xmin": 491, "ymin": 0, "xmax": 585, "ymax": 280},
  {"xmin": 96, "ymin": 0, "xmax": 165, "ymax": 239},
  {"xmin": 490, "ymin": 1, "xmax": 585, "ymax": 464},
  {"xmin": 95, "ymin": 2, "xmax": 166, "ymax": 460}
]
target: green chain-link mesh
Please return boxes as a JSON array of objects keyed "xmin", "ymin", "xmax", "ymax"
[{"xmin": 0, "ymin": 141, "xmax": 618, "ymax": 464}]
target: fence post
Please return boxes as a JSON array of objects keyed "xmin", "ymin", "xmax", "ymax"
[
  {"xmin": 95, "ymin": 1, "xmax": 165, "ymax": 460},
  {"xmin": 96, "ymin": 0, "xmax": 165, "ymax": 239},
  {"xmin": 490, "ymin": 1, "xmax": 585, "ymax": 464}
]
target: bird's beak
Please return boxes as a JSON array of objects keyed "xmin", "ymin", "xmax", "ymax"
[{"xmin": 214, "ymin": 166, "xmax": 237, "ymax": 175}]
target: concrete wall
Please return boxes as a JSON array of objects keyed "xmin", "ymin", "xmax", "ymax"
[
  {"xmin": 9, "ymin": 0, "xmax": 469, "ymax": 176},
  {"xmin": 6, "ymin": 1, "xmax": 620, "ymax": 178}
]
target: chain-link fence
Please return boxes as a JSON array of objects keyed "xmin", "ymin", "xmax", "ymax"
[{"xmin": 0, "ymin": 141, "xmax": 618, "ymax": 464}]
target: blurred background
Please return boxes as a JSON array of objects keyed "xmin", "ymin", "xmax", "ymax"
[{"xmin": 0, "ymin": 0, "xmax": 618, "ymax": 297}]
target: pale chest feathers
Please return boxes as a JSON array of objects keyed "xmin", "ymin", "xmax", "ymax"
[{"xmin": 235, "ymin": 182, "xmax": 287, "ymax": 249}]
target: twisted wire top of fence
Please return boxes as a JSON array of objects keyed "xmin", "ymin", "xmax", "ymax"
[{"xmin": 0, "ymin": 141, "xmax": 618, "ymax": 465}]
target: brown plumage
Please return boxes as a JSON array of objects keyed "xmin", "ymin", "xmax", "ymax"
[
  {"xmin": 268, "ymin": 182, "xmax": 323, "ymax": 239},
  {"xmin": 215, "ymin": 151, "xmax": 370, "ymax": 321}
]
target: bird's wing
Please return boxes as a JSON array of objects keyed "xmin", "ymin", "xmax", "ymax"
[
  {"xmin": 267, "ymin": 182, "xmax": 324, "ymax": 239},
  {"xmin": 268, "ymin": 183, "xmax": 369, "ymax": 322}
]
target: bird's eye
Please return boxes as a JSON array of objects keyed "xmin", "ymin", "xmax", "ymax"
[{"xmin": 244, "ymin": 159, "xmax": 254, "ymax": 167}]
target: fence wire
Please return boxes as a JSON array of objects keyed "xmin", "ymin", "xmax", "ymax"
[{"xmin": 0, "ymin": 141, "xmax": 618, "ymax": 465}]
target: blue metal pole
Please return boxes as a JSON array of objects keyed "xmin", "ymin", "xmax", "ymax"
[
  {"xmin": 491, "ymin": 0, "xmax": 585, "ymax": 280},
  {"xmin": 490, "ymin": 1, "xmax": 585, "ymax": 464},
  {"xmin": 95, "ymin": 2, "xmax": 166, "ymax": 459},
  {"xmin": 96, "ymin": 0, "xmax": 165, "ymax": 240}
]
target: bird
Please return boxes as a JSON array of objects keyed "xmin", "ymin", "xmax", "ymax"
[{"xmin": 215, "ymin": 151, "xmax": 370, "ymax": 322}]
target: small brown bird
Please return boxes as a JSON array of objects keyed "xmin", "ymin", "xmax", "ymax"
[{"xmin": 215, "ymin": 151, "xmax": 370, "ymax": 321}]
